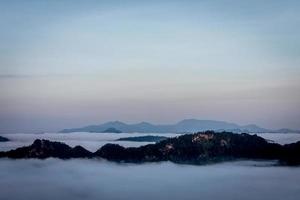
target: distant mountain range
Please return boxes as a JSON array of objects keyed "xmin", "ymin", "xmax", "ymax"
[{"xmin": 60, "ymin": 119, "xmax": 300, "ymax": 133}]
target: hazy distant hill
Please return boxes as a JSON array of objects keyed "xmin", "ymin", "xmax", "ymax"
[{"xmin": 60, "ymin": 119, "xmax": 299, "ymax": 133}]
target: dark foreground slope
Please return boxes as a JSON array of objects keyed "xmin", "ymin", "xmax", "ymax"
[{"xmin": 1, "ymin": 131, "xmax": 299, "ymax": 165}]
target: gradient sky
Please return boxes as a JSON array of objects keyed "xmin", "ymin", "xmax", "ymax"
[{"xmin": 0, "ymin": 0, "xmax": 300, "ymax": 133}]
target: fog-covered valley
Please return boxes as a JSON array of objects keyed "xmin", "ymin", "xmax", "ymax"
[{"xmin": 1, "ymin": 158, "xmax": 300, "ymax": 200}]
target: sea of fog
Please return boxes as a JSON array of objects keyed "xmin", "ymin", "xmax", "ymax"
[
  {"xmin": 1, "ymin": 132, "xmax": 300, "ymax": 152},
  {"xmin": 0, "ymin": 159, "xmax": 300, "ymax": 200}
]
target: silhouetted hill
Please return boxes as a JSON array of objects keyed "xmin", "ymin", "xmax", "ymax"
[
  {"xmin": 101, "ymin": 128, "xmax": 122, "ymax": 133},
  {"xmin": 116, "ymin": 135, "xmax": 167, "ymax": 142},
  {"xmin": 1, "ymin": 131, "xmax": 300, "ymax": 165},
  {"xmin": 0, "ymin": 139, "xmax": 92, "ymax": 159},
  {"xmin": 60, "ymin": 119, "xmax": 298, "ymax": 133},
  {"xmin": 0, "ymin": 136, "xmax": 9, "ymax": 142}
]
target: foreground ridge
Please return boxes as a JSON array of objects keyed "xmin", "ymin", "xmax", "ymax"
[{"xmin": 1, "ymin": 131, "xmax": 299, "ymax": 165}]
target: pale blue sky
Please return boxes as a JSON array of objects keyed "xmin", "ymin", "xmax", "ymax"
[{"xmin": 0, "ymin": 0, "xmax": 299, "ymax": 132}]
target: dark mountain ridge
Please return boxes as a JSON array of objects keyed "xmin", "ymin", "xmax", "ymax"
[
  {"xmin": 0, "ymin": 139, "xmax": 92, "ymax": 159},
  {"xmin": 1, "ymin": 131, "xmax": 299, "ymax": 166}
]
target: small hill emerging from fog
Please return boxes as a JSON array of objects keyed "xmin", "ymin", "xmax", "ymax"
[
  {"xmin": 1, "ymin": 131, "xmax": 300, "ymax": 166},
  {"xmin": 101, "ymin": 128, "xmax": 122, "ymax": 133},
  {"xmin": 0, "ymin": 136, "xmax": 9, "ymax": 142},
  {"xmin": 60, "ymin": 119, "xmax": 300, "ymax": 133},
  {"xmin": 116, "ymin": 135, "xmax": 167, "ymax": 142}
]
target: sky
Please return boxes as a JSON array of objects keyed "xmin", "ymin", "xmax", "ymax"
[{"xmin": 0, "ymin": 0, "xmax": 300, "ymax": 133}]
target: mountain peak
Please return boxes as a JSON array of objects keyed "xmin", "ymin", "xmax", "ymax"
[
  {"xmin": 103, "ymin": 121, "xmax": 127, "ymax": 126},
  {"xmin": 135, "ymin": 122, "xmax": 154, "ymax": 126}
]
